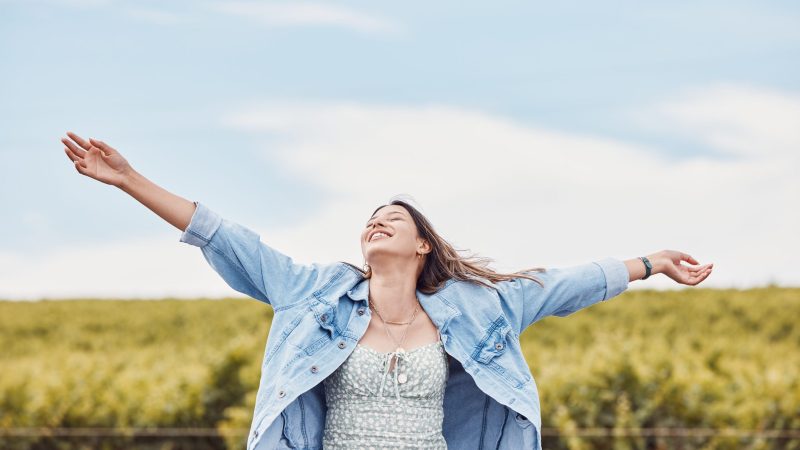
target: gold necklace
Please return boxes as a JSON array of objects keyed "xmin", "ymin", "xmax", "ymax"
[{"xmin": 370, "ymin": 300, "xmax": 420, "ymax": 384}]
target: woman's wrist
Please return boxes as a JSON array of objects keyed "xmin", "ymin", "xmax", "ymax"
[
  {"xmin": 644, "ymin": 252, "xmax": 667, "ymax": 275},
  {"xmin": 117, "ymin": 167, "xmax": 141, "ymax": 192},
  {"xmin": 624, "ymin": 252, "xmax": 665, "ymax": 281}
]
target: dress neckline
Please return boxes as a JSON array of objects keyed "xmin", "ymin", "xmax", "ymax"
[{"xmin": 356, "ymin": 340, "xmax": 442, "ymax": 355}]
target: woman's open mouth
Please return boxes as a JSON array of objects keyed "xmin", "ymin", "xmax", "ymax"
[{"xmin": 369, "ymin": 232, "xmax": 390, "ymax": 242}]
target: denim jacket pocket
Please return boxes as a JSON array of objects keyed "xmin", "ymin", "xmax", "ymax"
[
  {"xmin": 514, "ymin": 411, "xmax": 533, "ymax": 428},
  {"xmin": 310, "ymin": 301, "xmax": 337, "ymax": 338},
  {"xmin": 471, "ymin": 315, "xmax": 532, "ymax": 389},
  {"xmin": 283, "ymin": 300, "xmax": 338, "ymax": 357}
]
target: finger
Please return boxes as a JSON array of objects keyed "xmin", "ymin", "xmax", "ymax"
[
  {"xmin": 685, "ymin": 273, "xmax": 702, "ymax": 285},
  {"xmin": 688, "ymin": 264, "xmax": 711, "ymax": 274},
  {"xmin": 683, "ymin": 253, "xmax": 699, "ymax": 265},
  {"xmin": 74, "ymin": 158, "xmax": 88, "ymax": 173},
  {"xmin": 64, "ymin": 147, "xmax": 82, "ymax": 163},
  {"xmin": 691, "ymin": 265, "xmax": 712, "ymax": 276},
  {"xmin": 66, "ymin": 131, "xmax": 92, "ymax": 151},
  {"xmin": 88, "ymin": 138, "xmax": 115, "ymax": 155},
  {"xmin": 62, "ymin": 136, "xmax": 89, "ymax": 156},
  {"xmin": 692, "ymin": 271, "xmax": 711, "ymax": 285},
  {"xmin": 693, "ymin": 268, "xmax": 712, "ymax": 284}
]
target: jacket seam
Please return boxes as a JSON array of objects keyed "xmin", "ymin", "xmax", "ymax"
[
  {"xmin": 592, "ymin": 260, "xmax": 611, "ymax": 301},
  {"xmin": 272, "ymin": 296, "xmax": 312, "ymax": 312},
  {"xmin": 314, "ymin": 265, "xmax": 348, "ymax": 303},
  {"xmin": 339, "ymin": 261, "xmax": 366, "ymax": 278},
  {"xmin": 478, "ymin": 395, "xmax": 490, "ymax": 450},
  {"xmin": 204, "ymin": 240, "xmax": 269, "ymax": 302},
  {"xmin": 202, "ymin": 240, "xmax": 346, "ymax": 312},
  {"xmin": 184, "ymin": 228, "xmax": 210, "ymax": 245},
  {"xmin": 276, "ymin": 264, "xmax": 347, "ymax": 312},
  {"xmin": 298, "ymin": 395, "xmax": 309, "ymax": 447},
  {"xmin": 495, "ymin": 405, "xmax": 508, "ymax": 450}
]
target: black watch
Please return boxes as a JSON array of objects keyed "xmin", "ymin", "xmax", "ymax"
[{"xmin": 639, "ymin": 256, "xmax": 652, "ymax": 280}]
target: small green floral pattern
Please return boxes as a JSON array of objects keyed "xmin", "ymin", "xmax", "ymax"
[{"xmin": 323, "ymin": 341, "xmax": 450, "ymax": 449}]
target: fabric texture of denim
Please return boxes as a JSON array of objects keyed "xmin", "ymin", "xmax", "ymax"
[{"xmin": 179, "ymin": 201, "xmax": 630, "ymax": 450}]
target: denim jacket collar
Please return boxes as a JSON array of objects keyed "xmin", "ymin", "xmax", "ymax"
[{"xmin": 344, "ymin": 273, "xmax": 461, "ymax": 333}]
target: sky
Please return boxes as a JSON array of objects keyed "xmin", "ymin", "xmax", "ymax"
[{"xmin": 0, "ymin": 0, "xmax": 798, "ymax": 300}]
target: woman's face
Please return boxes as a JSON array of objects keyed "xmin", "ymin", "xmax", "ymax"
[{"xmin": 361, "ymin": 205, "xmax": 423, "ymax": 264}]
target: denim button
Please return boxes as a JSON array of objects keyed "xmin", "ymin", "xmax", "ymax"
[
  {"xmin": 253, "ymin": 430, "xmax": 259, "ymax": 438},
  {"xmin": 310, "ymin": 365, "xmax": 319, "ymax": 373},
  {"xmin": 338, "ymin": 341, "xmax": 346, "ymax": 349},
  {"xmin": 278, "ymin": 390, "xmax": 286, "ymax": 398},
  {"xmin": 357, "ymin": 308, "xmax": 365, "ymax": 316},
  {"xmin": 495, "ymin": 342, "xmax": 504, "ymax": 351},
  {"xmin": 320, "ymin": 313, "xmax": 328, "ymax": 322}
]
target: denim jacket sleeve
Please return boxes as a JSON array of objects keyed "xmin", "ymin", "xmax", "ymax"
[
  {"xmin": 178, "ymin": 201, "xmax": 325, "ymax": 309},
  {"xmin": 499, "ymin": 258, "xmax": 630, "ymax": 333}
]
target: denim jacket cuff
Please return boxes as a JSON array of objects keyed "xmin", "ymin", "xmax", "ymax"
[
  {"xmin": 595, "ymin": 257, "xmax": 629, "ymax": 300},
  {"xmin": 179, "ymin": 201, "xmax": 223, "ymax": 247}
]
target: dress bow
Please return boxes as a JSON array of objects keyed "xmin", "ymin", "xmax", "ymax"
[{"xmin": 378, "ymin": 349, "xmax": 408, "ymax": 400}]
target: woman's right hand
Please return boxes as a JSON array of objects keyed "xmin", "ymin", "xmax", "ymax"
[{"xmin": 62, "ymin": 131, "xmax": 133, "ymax": 188}]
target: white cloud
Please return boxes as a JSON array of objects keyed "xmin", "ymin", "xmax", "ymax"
[
  {"xmin": 640, "ymin": 82, "xmax": 800, "ymax": 162},
  {"xmin": 0, "ymin": 235, "xmax": 239, "ymax": 300},
  {"xmin": 3, "ymin": 84, "xmax": 798, "ymax": 300},
  {"xmin": 206, "ymin": 1, "xmax": 402, "ymax": 35},
  {"xmin": 217, "ymin": 87, "xmax": 799, "ymax": 291}
]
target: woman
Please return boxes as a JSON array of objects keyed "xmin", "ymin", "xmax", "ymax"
[{"xmin": 62, "ymin": 132, "xmax": 713, "ymax": 450}]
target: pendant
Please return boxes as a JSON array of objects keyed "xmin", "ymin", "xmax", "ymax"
[{"xmin": 397, "ymin": 372, "xmax": 408, "ymax": 384}]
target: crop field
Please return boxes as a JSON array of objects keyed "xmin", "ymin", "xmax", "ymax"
[{"xmin": 1, "ymin": 287, "xmax": 798, "ymax": 450}]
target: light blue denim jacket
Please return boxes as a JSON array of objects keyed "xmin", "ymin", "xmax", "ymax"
[{"xmin": 179, "ymin": 202, "xmax": 630, "ymax": 450}]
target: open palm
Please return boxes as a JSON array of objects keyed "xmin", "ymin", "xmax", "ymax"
[
  {"xmin": 657, "ymin": 250, "xmax": 714, "ymax": 286},
  {"xmin": 61, "ymin": 131, "xmax": 132, "ymax": 187}
]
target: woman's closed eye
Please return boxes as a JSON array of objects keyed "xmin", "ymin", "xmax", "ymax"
[{"xmin": 365, "ymin": 218, "xmax": 401, "ymax": 227}]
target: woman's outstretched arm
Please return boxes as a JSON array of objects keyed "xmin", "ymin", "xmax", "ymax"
[
  {"xmin": 62, "ymin": 131, "xmax": 342, "ymax": 307},
  {"xmin": 499, "ymin": 250, "xmax": 714, "ymax": 333},
  {"xmin": 61, "ymin": 131, "xmax": 196, "ymax": 231}
]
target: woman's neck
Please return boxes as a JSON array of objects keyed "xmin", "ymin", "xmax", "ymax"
[{"xmin": 367, "ymin": 271, "xmax": 420, "ymax": 322}]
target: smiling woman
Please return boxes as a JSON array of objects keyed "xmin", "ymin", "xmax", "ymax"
[{"xmin": 61, "ymin": 131, "xmax": 713, "ymax": 450}]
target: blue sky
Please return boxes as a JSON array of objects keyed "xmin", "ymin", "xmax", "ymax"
[{"xmin": 1, "ymin": 0, "xmax": 798, "ymax": 299}]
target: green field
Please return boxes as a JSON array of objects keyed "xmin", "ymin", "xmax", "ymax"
[{"xmin": 1, "ymin": 287, "xmax": 798, "ymax": 450}]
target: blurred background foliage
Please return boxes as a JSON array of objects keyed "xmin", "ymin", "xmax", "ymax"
[{"xmin": 1, "ymin": 287, "xmax": 798, "ymax": 449}]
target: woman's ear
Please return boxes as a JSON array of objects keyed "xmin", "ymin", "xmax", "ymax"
[{"xmin": 417, "ymin": 238, "xmax": 432, "ymax": 255}]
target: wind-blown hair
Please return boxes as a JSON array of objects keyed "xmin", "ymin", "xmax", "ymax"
[{"xmin": 343, "ymin": 196, "xmax": 545, "ymax": 294}]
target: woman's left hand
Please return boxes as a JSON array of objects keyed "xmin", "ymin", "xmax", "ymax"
[{"xmin": 648, "ymin": 250, "xmax": 713, "ymax": 286}]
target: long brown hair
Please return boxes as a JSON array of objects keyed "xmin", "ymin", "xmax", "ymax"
[{"xmin": 342, "ymin": 198, "xmax": 545, "ymax": 294}]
